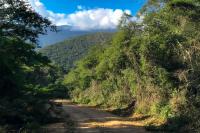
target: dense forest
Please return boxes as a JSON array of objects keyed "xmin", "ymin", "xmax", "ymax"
[
  {"xmin": 40, "ymin": 33, "xmax": 113, "ymax": 72},
  {"xmin": 64, "ymin": 0, "xmax": 200, "ymax": 132},
  {"xmin": 1, "ymin": 0, "xmax": 200, "ymax": 132}
]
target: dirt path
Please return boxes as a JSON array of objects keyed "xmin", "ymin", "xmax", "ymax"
[{"xmin": 60, "ymin": 100, "xmax": 149, "ymax": 133}]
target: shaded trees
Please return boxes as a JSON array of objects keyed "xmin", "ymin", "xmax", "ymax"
[{"xmin": 0, "ymin": 0, "xmax": 63, "ymax": 131}]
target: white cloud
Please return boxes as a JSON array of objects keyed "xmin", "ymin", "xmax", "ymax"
[
  {"xmin": 28, "ymin": 0, "xmax": 134, "ymax": 30},
  {"xmin": 77, "ymin": 5, "xmax": 84, "ymax": 10},
  {"xmin": 67, "ymin": 8, "xmax": 132, "ymax": 30},
  {"xmin": 28, "ymin": 0, "xmax": 69, "ymax": 25}
]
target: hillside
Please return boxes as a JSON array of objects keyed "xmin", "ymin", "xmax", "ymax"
[
  {"xmin": 2, "ymin": 0, "xmax": 200, "ymax": 132},
  {"xmin": 38, "ymin": 25, "xmax": 115, "ymax": 47},
  {"xmin": 64, "ymin": 1, "xmax": 200, "ymax": 132},
  {"xmin": 39, "ymin": 32, "xmax": 113, "ymax": 72}
]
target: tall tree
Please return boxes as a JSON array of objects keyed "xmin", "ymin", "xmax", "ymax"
[
  {"xmin": 0, "ymin": 0, "xmax": 55, "ymax": 97},
  {"xmin": 0, "ymin": 0, "xmax": 55, "ymax": 44}
]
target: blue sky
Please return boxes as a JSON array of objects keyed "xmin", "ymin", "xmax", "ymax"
[
  {"xmin": 40, "ymin": 0, "xmax": 146, "ymax": 15},
  {"xmin": 28, "ymin": 0, "xmax": 147, "ymax": 30}
]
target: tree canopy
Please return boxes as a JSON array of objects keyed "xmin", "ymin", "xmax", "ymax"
[{"xmin": 0, "ymin": 0, "xmax": 55, "ymax": 44}]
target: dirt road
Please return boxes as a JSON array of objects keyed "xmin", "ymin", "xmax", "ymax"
[{"xmin": 61, "ymin": 101, "xmax": 149, "ymax": 133}]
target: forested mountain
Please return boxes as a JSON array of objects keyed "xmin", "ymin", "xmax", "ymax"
[
  {"xmin": 39, "ymin": 32, "xmax": 113, "ymax": 72},
  {"xmin": 1, "ymin": 0, "xmax": 200, "ymax": 132},
  {"xmin": 38, "ymin": 25, "xmax": 115, "ymax": 47},
  {"xmin": 64, "ymin": 0, "xmax": 200, "ymax": 132}
]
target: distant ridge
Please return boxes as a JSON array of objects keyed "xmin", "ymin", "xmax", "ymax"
[
  {"xmin": 39, "ymin": 32, "xmax": 114, "ymax": 72},
  {"xmin": 38, "ymin": 25, "xmax": 116, "ymax": 47}
]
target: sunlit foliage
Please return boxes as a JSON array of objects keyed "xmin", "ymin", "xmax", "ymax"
[{"xmin": 64, "ymin": 0, "xmax": 200, "ymax": 131}]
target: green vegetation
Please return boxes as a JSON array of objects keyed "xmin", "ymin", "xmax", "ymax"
[
  {"xmin": 0, "ymin": 0, "xmax": 67, "ymax": 131},
  {"xmin": 64, "ymin": 0, "xmax": 200, "ymax": 132},
  {"xmin": 1, "ymin": 0, "xmax": 200, "ymax": 132},
  {"xmin": 39, "ymin": 32, "xmax": 113, "ymax": 72}
]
